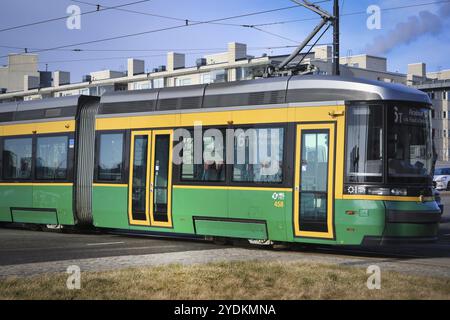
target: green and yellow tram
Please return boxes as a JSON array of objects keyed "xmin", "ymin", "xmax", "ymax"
[{"xmin": 0, "ymin": 76, "xmax": 442, "ymax": 245}]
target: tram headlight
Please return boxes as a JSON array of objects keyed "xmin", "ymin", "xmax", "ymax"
[
  {"xmin": 367, "ymin": 188, "xmax": 390, "ymax": 196},
  {"xmin": 367, "ymin": 187, "xmax": 407, "ymax": 196},
  {"xmin": 390, "ymin": 188, "xmax": 408, "ymax": 196}
]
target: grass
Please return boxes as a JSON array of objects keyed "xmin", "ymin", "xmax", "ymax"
[{"xmin": 1, "ymin": 261, "xmax": 450, "ymax": 300}]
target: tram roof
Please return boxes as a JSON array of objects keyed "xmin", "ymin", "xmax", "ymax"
[
  {"xmin": 0, "ymin": 95, "xmax": 98, "ymax": 123},
  {"xmin": 100, "ymin": 75, "xmax": 431, "ymax": 113},
  {"xmin": 0, "ymin": 76, "xmax": 431, "ymax": 123},
  {"xmin": 0, "ymin": 95, "xmax": 84, "ymax": 112}
]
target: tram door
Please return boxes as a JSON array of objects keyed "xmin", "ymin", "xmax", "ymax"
[
  {"xmin": 128, "ymin": 130, "xmax": 173, "ymax": 227},
  {"xmin": 293, "ymin": 123, "xmax": 335, "ymax": 239}
]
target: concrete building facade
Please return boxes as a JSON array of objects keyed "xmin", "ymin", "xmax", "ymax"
[{"xmin": 0, "ymin": 54, "xmax": 39, "ymax": 93}]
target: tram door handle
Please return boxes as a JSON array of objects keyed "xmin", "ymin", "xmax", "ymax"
[
  {"xmin": 294, "ymin": 186, "xmax": 299, "ymax": 192},
  {"xmin": 150, "ymin": 183, "xmax": 154, "ymax": 193}
]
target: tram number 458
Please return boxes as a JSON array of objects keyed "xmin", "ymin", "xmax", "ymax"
[
  {"xmin": 272, "ymin": 192, "xmax": 285, "ymax": 208},
  {"xmin": 274, "ymin": 200, "xmax": 285, "ymax": 208}
]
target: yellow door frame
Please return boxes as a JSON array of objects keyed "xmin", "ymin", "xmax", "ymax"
[
  {"xmin": 293, "ymin": 123, "xmax": 335, "ymax": 239},
  {"xmin": 149, "ymin": 130, "xmax": 174, "ymax": 228},
  {"xmin": 128, "ymin": 130, "xmax": 152, "ymax": 226}
]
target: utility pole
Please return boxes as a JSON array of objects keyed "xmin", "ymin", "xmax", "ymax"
[{"xmin": 333, "ymin": 0, "xmax": 340, "ymax": 76}]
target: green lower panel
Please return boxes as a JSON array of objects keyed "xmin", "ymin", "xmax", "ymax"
[
  {"xmin": 33, "ymin": 186, "xmax": 75, "ymax": 225},
  {"xmin": 90, "ymin": 185, "xmax": 440, "ymax": 245},
  {"xmin": 12, "ymin": 209, "xmax": 58, "ymax": 225},
  {"xmin": 334, "ymin": 199, "xmax": 386, "ymax": 245},
  {"xmin": 0, "ymin": 185, "xmax": 32, "ymax": 223},
  {"xmin": 194, "ymin": 219, "xmax": 268, "ymax": 240},
  {"xmin": 333, "ymin": 199, "xmax": 440, "ymax": 244},
  {"xmin": 0, "ymin": 185, "xmax": 74, "ymax": 225},
  {"xmin": 172, "ymin": 188, "xmax": 291, "ymax": 240},
  {"xmin": 171, "ymin": 188, "xmax": 228, "ymax": 235},
  {"xmin": 228, "ymin": 189, "xmax": 289, "ymax": 242},
  {"xmin": 92, "ymin": 186, "xmax": 129, "ymax": 229},
  {"xmin": 0, "ymin": 210, "xmax": 12, "ymax": 223}
]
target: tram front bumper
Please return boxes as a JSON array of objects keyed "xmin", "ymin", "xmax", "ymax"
[
  {"xmin": 386, "ymin": 209, "xmax": 442, "ymax": 224},
  {"xmin": 362, "ymin": 200, "xmax": 442, "ymax": 246}
]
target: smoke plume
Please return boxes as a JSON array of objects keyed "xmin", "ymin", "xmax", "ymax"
[{"xmin": 365, "ymin": 3, "xmax": 450, "ymax": 56}]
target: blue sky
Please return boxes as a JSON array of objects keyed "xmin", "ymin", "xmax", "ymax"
[{"xmin": 0, "ymin": 0, "xmax": 449, "ymax": 82}]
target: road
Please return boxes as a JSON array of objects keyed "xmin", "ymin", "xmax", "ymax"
[
  {"xmin": 0, "ymin": 229, "xmax": 222, "ymax": 266},
  {"xmin": 0, "ymin": 194, "xmax": 449, "ymax": 278}
]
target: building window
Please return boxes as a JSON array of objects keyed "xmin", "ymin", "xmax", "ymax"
[
  {"xmin": 132, "ymin": 81, "xmax": 152, "ymax": 90},
  {"xmin": 97, "ymin": 133, "xmax": 124, "ymax": 182},
  {"xmin": 181, "ymin": 130, "xmax": 225, "ymax": 182},
  {"xmin": 430, "ymin": 92, "xmax": 435, "ymax": 100},
  {"xmin": 232, "ymin": 128, "xmax": 284, "ymax": 183},
  {"xmin": 236, "ymin": 66, "xmax": 265, "ymax": 81},
  {"xmin": 153, "ymin": 78, "xmax": 164, "ymax": 89},
  {"xmin": 210, "ymin": 69, "xmax": 227, "ymax": 83},
  {"xmin": 200, "ymin": 73, "xmax": 212, "ymax": 84},
  {"xmin": 2, "ymin": 137, "xmax": 33, "ymax": 180},
  {"xmin": 79, "ymin": 88, "xmax": 90, "ymax": 95},
  {"xmin": 432, "ymin": 110, "xmax": 435, "ymax": 119},
  {"xmin": 175, "ymin": 78, "xmax": 192, "ymax": 86},
  {"xmin": 444, "ymin": 91, "xmax": 447, "ymax": 100},
  {"xmin": 36, "ymin": 136, "xmax": 68, "ymax": 180},
  {"xmin": 444, "ymin": 130, "xmax": 448, "ymax": 139}
]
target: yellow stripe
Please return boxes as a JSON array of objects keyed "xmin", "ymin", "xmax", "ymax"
[
  {"xmin": 0, "ymin": 183, "xmax": 73, "ymax": 187},
  {"xmin": 173, "ymin": 185, "xmax": 292, "ymax": 192},
  {"xmin": 342, "ymin": 194, "xmax": 433, "ymax": 202},
  {"xmin": 93, "ymin": 183, "xmax": 128, "ymax": 188},
  {"xmin": 0, "ymin": 120, "xmax": 75, "ymax": 136},
  {"xmin": 96, "ymin": 105, "xmax": 344, "ymax": 131}
]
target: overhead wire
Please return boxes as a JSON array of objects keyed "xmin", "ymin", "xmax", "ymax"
[
  {"xmin": 0, "ymin": 5, "xmax": 301, "ymax": 59},
  {"xmin": 0, "ymin": 0, "xmax": 153, "ymax": 34},
  {"xmin": 2, "ymin": 0, "xmax": 446, "ymax": 65}
]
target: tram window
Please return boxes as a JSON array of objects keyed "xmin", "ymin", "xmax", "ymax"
[
  {"xmin": 180, "ymin": 130, "xmax": 225, "ymax": 182},
  {"xmin": 36, "ymin": 136, "xmax": 68, "ymax": 180},
  {"xmin": 232, "ymin": 128, "xmax": 284, "ymax": 183},
  {"xmin": 345, "ymin": 105, "xmax": 383, "ymax": 183},
  {"xmin": 98, "ymin": 133, "xmax": 124, "ymax": 182},
  {"xmin": 2, "ymin": 137, "xmax": 33, "ymax": 180}
]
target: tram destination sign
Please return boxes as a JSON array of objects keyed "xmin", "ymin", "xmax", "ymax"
[{"xmin": 392, "ymin": 105, "xmax": 428, "ymax": 126}]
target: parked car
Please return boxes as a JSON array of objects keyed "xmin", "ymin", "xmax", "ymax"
[
  {"xmin": 433, "ymin": 167, "xmax": 450, "ymax": 190},
  {"xmin": 433, "ymin": 188, "xmax": 444, "ymax": 214}
]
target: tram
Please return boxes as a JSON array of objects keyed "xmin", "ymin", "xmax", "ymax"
[{"xmin": 0, "ymin": 75, "xmax": 442, "ymax": 245}]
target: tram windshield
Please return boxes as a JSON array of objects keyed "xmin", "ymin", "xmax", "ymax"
[
  {"xmin": 345, "ymin": 104, "xmax": 383, "ymax": 183},
  {"xmin": 387, "ymin": 104, "xmax": 433, "ymax": 182},
  {"xmin": 345, "ymin": 103, "xmax": 433, "ymax": 184}
]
